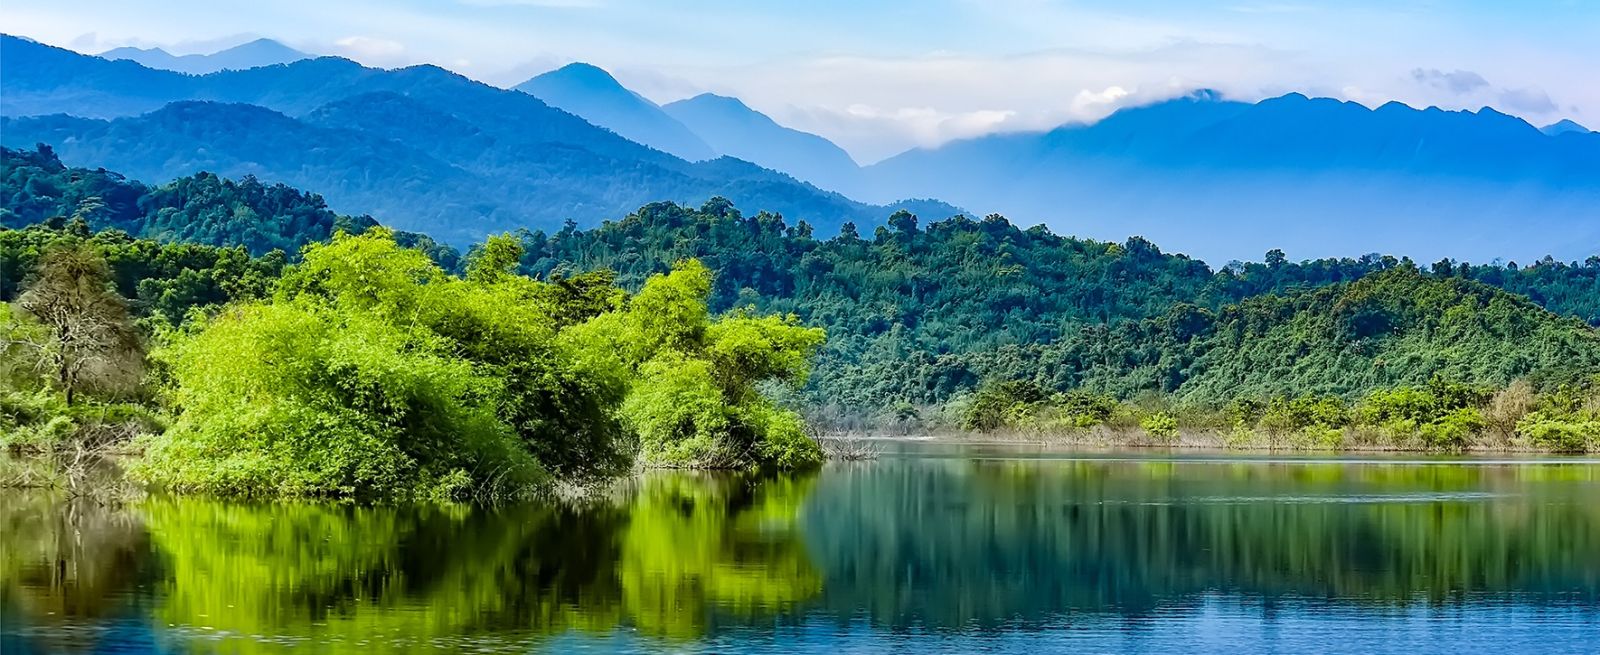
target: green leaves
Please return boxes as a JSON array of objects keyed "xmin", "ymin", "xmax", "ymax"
[{"xmin": 136, "ymin": 231, "xmax": 825, "ymax": 499}]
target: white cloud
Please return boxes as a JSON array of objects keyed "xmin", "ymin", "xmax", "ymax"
[
  {"xmin": 1410, "ymin": 68, "xmax": 1490, "ymax": 95},
  {"xmin": 331, "ymin": 35, "xmax": 408, "ymax": 67}
]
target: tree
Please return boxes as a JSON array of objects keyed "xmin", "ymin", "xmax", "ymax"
[{"xmin": 13, "ymin": 241, "xmax": 142, "ymax": 405}]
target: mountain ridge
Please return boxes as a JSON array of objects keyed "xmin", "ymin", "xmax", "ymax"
[
  {"xmin": 99, "ymin": 38, "xmax": 311, "ymax": 74},
  {"xmin": 513, "ymin": 63, "xmax": 716, "ymax": 161},
  {"xmin": 663, "ymin": 92, "xmax": 862, "ymax": 194},
  {"xmin": 0, "ymin": 34, "xmax": 956, "ymax": 242},
  {"xmin": 865, "ymin": 90, "xmax": 1600, "ymax": 263}
]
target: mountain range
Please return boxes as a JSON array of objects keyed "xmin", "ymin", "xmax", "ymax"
[
  {"xmin": 2, "ymin": 32, "xmax": 1597, "ymax": 263},
  {"xmin": 862, "ymin": 91, "xmax": 1600, "ymax": 262},
  {"xmin": 99, "ymin": 38, "xmax": 311, "ymax": 74},
  {"xmin": 0, "ymin": 35, "xmax": 948, "ymax": 243}
]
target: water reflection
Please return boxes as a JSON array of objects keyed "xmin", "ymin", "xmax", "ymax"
[{"xmin": 3, "ymin": 455, "xmax": 1600, "ymax": 653}]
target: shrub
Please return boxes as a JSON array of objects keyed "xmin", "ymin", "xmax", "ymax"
[
  {"xmin": 1418, "ymin": 408, "xmax": 1485, "ymax": 451},
  {"xmin": 1261, "ymin": 395, "xmax": 1347, "ymax": 435},
  {"xmin": 960, "ymin": 379, "xmax": 1049, "ymax": 432},
  {"xmin": 1140, "ymin": 412, "xmax": 1180, "ymax": 442},
  {"xmin": 1517, "ymin": 411, "xmax": 1600, "ymax": 452}
]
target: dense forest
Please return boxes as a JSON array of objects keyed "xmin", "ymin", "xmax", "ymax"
[
  {"xmin": 513, "ymin": 200, "xmax": 1600, "ymax": 411},
  {"xmin": 1, "ymin": 144, "xmax": 460, "ymax": 265},
  {"xmin": 4, "ymin": 148, "xmax": 1600, "ymax": 501}
]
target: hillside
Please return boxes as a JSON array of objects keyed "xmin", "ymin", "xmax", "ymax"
[
  {"xmin": 0, "ymin": 35, "xmax": 955, "ymax": 240},
  {"xmin": 515, "ymin": 201, "xmax": 1600, "ymax": 411},
  {"xmin": 0, "ymin": 145, "xmax": 458, "ymax": 267}
]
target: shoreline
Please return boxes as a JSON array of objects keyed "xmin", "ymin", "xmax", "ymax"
[{"xmin": 818, "ymin": 428, "xmax": 1593, "ymax": 455}]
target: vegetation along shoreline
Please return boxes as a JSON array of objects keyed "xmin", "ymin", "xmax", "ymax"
[{"xmin": 3, "ymin": 144, "xmax": 1599, "ymax": 502}]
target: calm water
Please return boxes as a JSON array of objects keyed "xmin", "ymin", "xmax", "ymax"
[{"xmin": 4, "ymin": 442, "xmax": 1600, "ymax": 654}]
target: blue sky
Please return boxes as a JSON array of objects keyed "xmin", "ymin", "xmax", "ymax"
[{"xmin": 3, "ymin": 0, "xmax": 1596, "ymax": 161}]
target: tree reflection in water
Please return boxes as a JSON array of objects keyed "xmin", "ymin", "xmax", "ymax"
[{"xmin": 3, "ymin": 458, "xmax": 1599, "ymax": 653}]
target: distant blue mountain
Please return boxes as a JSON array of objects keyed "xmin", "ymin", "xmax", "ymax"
[
  {"xmin": 867, "ymin": 91, "xmax": 1600, "ymax": 263},
  {"xmin": 0, "ymin": 35, "xmax": 954, "ymax": 242},
  {"xmin": 1542, "ymin": 119, "xmax": 1593, "ymax": 136},
  {"xmin": 100, "ymin": 38, "xmax": 310, "ymax": 74},
  {"xmin": 663, "ymin": 93, "xmax": 861, "ymax": 194},
  {"xmin": 514, "ymin": 63, "xmax": 715, "ymax": 161}
]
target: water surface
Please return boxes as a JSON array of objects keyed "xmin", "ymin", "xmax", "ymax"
[{"xmin": 4, "ymin": 443, "xmax": 1599, "ymax": 653}]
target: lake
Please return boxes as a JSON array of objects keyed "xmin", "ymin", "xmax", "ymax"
[{"xmin": 4, "ymin": 441, "xmax": 1599, "ymax": 653}]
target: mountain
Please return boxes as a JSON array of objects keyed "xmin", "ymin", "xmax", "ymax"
[
  {"xmin": 1542, "ymin": 119, "xmax": 1593, "ymax": 136},
  {"xmin": 867, "ymin": 91, "xmax": 1600, "ymax": 263},
  {"xmin": 99, "ymin": 38, "xmax": 311, "ymax": 74},
  {"xmin": 513, "ymin": 63, "xmax": 715, "ymax": 161},
  {"xmin": 0, "ymin": 35, "xmax": 954, "ymax": 242},
  {"xmin": 664, "ymin": 93, "xmax": 861, "ymax": 194}
]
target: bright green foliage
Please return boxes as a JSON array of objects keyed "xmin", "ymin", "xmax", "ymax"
[
  {"xmin": 1258, "ymin": 396, "xmax": 1348, "ymax": 435},
  {"xmin": 1516, "ymin": 412, "xmax": 1600, "ymax": 452},
  {"xmin": 136, "ymin": 298, "xmax": 543, "ymax": 500},
  {"xmin": 570, "ymin": 261, "xmax": 825, "ymax": 469},
  {"xmin": 1417, "ymin": 408, "xmax": 1487, "ymax": 450},
  {"xmin": 1512, "ymin": 383, "xmax": 1600, "ymax": 451},
  {"xmin": 1356, "ymin": 378, "xmax": 1492, "ymax": 448},
  {"xmin": 959, "ymin": 380, "xmax": 1122, "ymax": 433},
  {"xmin": 1140, "ymin": 412, "xmax": 1179, "ymax": 441},
  {"xmin": 136, "ymin": 231, "xmax": 822, "ymax": 498},
  {"xmin": 136, "ymin": 230, "xmax": 630, "ymax": 499}
]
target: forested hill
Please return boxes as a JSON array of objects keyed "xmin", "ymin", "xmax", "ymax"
[
  {"xmin": 5, "ymin": 152, "xmax": 1599, "ymax": 415},
  {"xmin": 0, "ymin": 145, "xmax": 459, "ymax": 268},
  {"xmin": 516, "ymin": 201, "xmax": 1600, "ymax": 411}
]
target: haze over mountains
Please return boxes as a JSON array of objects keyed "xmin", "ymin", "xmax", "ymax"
[
  {"xmin": 662, "ymin": 94, "xmax": 863, "ymax": 194},
  {"xmin": 864, "ymin": 92, "xmax": 1600, "ymax": 262},
  {"xmin": 515, "ymin": 63, "xmax": 716, "ymax": 162},
  {"xmin": 2, "ymin": 32, "xmax": 1597, "ymax": 263},
  {"xmin": 100, "ymin": 38, "xmax": 311, "ymax": 74},
  {"xmin": 0, "ymin": 35, "xmax": 948, "ymax": 244}
]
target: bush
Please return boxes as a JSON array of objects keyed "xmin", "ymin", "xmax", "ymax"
[
  {"xmin": 1260, "ymin": 395, "xmax": 1347, "ymax": 435},
  {"xmin": 1418, "ymin": 408, "xmax": 1485, "ymax": 451},
  {"xmin": 960, "ymin": 379, "xmax": 1049, "ymax": 432},
  {"xmin": 1517, "ymin": 411, "xmax": 1600, "ymax": 452},
  {"xmin": 575, "ymin": 261, "xmax": 826, "ymax": 469},
  {"xmin": 1140, "ymin": 412, "xmax": 1180, "ymax": 442}
]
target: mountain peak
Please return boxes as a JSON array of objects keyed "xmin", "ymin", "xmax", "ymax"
[
  {"xmin": 537, "ymin": 62, "xmax": 624, "ymax": 89},
  {"xmin": 1542, "ymin": 119, "xmax": 1592, "ymax": 136},
  {"xmin": 681, "ymin": 92, "xmax": 751, "ymax": 111},
  {"xmin": 94, "ymin": 36, "xmax": 309, "ymax": 74},
  {"xmin": 663, "ymin": 91, "xmax": 861, "ymax": 191},
  {"xmin": 514, "ymin": 61, "xmax": 715, "ymax": 161},
  {"xmin": 101, "ymin": 45, "xmax": 171, "ymax": 57}
]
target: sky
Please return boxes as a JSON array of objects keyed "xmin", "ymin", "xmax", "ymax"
[{"xmin": 3, "ymin": 0, "xmax": 1597, "ymax": 162}]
